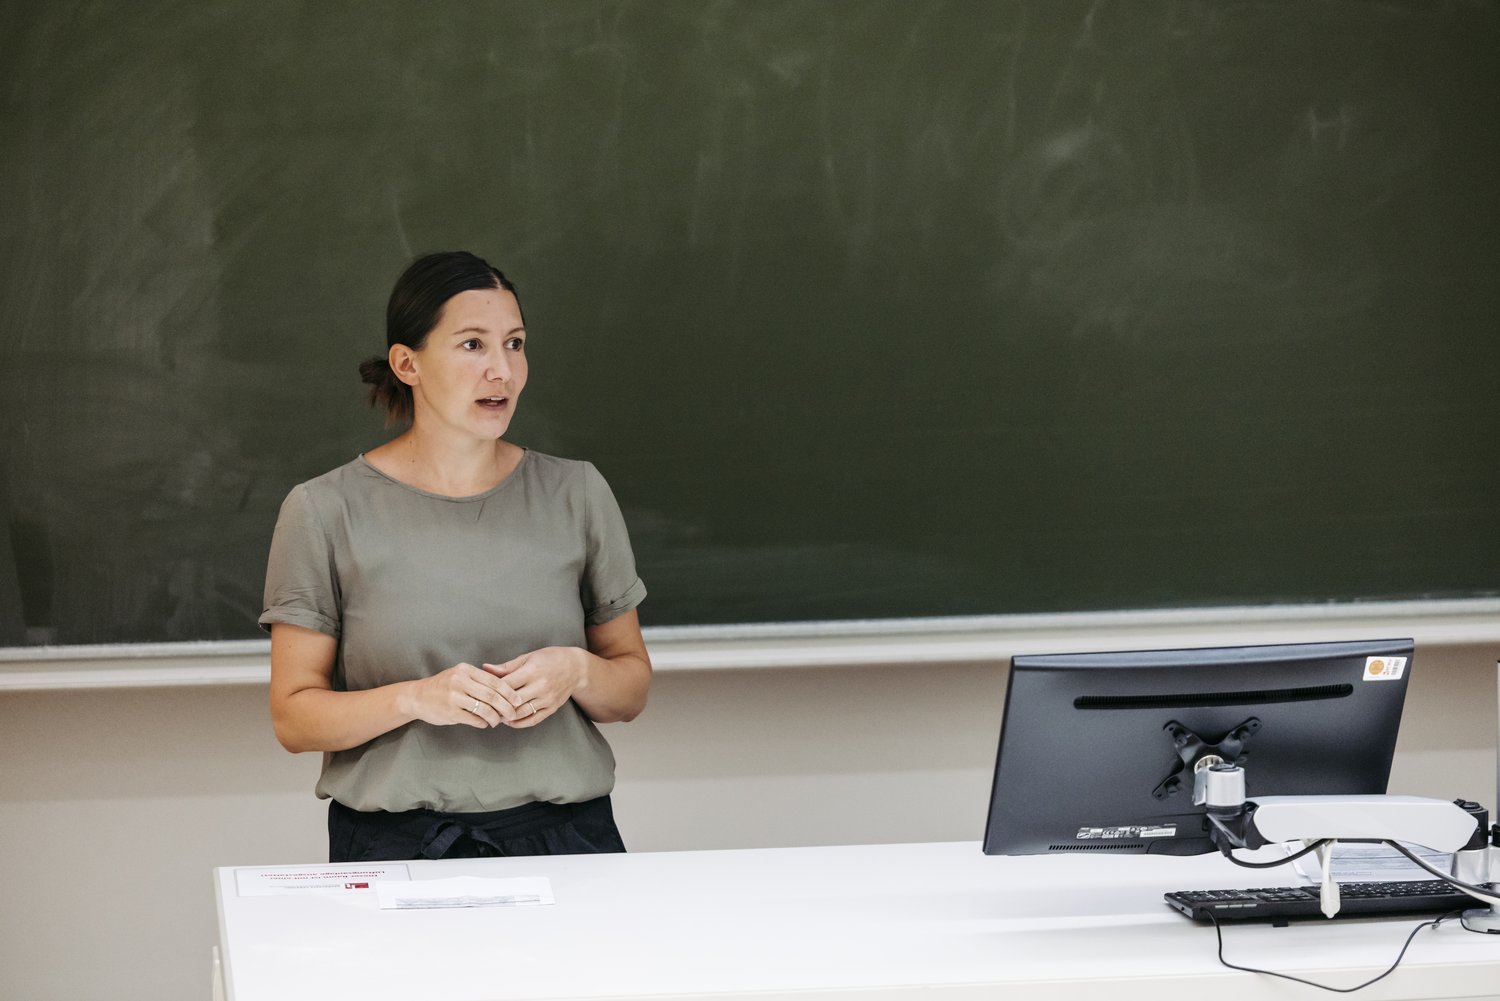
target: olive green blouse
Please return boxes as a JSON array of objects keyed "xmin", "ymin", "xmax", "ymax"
[{"xmin": 260, "ymin": 451, "xmax": 646, "ymax": 813}]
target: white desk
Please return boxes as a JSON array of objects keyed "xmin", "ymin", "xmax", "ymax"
[{"xmin": 215, "ymin": 842, "xmax": 1500, "ymax": 1001}]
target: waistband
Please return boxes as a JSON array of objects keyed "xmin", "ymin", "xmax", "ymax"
[{"xmin": 330, "ymin": 795, "xmax": 611, "ymax": 860}]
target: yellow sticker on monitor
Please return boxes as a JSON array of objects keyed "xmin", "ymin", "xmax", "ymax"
[{"xmin": 1363, "ymin": 656, "xmax": 1407, "ymax": 681}]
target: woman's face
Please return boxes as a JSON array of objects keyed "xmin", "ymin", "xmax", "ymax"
[{"xmin": 396, "ymin": 287, "xmax": 528, "ymax": 441}]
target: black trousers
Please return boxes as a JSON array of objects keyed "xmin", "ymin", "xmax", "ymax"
[{"xmin": 328, "ymin": 795, "xmax": 626, "ymax": 863}]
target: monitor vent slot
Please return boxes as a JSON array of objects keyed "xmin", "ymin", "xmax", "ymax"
[
  {"xmin": 1074, "ymin": 683, "xmax": 1353, "ymax": 711},
  {"xmin": 1048, "ymin": 842, "xmax": 1145, "ymax": 851}
]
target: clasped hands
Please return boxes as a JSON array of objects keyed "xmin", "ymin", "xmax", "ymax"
[{"xmin": 415, "ymin": 646, "xmax": 590, "ymax": 730}]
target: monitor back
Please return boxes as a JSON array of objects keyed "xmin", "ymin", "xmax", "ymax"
[{"xmin": 982, "ymin": 638, "xmax": 1414, "ymax": 856}]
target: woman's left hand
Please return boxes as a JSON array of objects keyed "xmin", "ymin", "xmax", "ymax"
[{"xmin": 482, "ymin": 647, "xmax": 589, "ymax": 728}]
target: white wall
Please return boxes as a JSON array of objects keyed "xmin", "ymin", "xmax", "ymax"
[{"xmin": 1, "ymin": 642, "xmax": 1495, "ymax": 1001}]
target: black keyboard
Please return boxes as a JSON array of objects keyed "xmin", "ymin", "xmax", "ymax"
[{"xmin": 1165, "ymin": 879, "xmax": 1482, "ymax": 923}]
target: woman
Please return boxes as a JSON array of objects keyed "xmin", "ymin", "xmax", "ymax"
[{"xmin": 260, "ymin": 251, "xmax": 651, "ymax": 863}]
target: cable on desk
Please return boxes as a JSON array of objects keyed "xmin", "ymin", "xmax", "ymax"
[{"xmin": 1209, "ymin": 910, "xmax": 1460, "ymax": 993}]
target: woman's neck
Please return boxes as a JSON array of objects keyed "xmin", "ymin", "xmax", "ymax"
[{"xmin": 368, "ymin": 428, "xmax": 523, "ymax": 497}]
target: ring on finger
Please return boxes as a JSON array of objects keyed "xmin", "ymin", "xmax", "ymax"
[
  {"xmin": 469, "ymin": 697, "xmax": 481, "ymax": 714},
  {"xmin": 528, "ymin": 700, "xmax": 539, "ymax": 716}
]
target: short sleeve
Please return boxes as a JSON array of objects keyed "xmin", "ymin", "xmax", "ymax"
[
  {"xmin": 579, "ymin": 462, "xmax": 647, "ymax": 626},
  {"xmin": 259, "ymin": 483, "xmax": 342, "ymax": 637}
]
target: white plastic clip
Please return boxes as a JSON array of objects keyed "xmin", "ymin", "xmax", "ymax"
[{"xmin": 1314, "ymin": 840, "xmax": 1341, "ymax": 918}]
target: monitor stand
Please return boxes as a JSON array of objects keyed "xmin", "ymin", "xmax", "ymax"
[{"xmin": 1151, "ymin": 717, "xmax": 1260, "ymax": 801}]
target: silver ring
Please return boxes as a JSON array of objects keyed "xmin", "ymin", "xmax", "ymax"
[
  {"xmin": 528, "ymin": 700, "xmax": 539, "ymax": 716},
  {"xmin": 469, "ymin": 697, "xmax": 481, "ymax": 714}
]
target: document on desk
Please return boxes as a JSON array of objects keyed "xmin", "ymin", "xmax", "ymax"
[
  {"xmin": 235, "ymin": 863, "xmax": 411, "ymax": 895},
  {"xmin": 1291, "ymin": 843, "xmax": 1451, "ymax": 884},
  {"xmin": 374, "ymin": 875, "xmax": 555, "ymax": 910}
]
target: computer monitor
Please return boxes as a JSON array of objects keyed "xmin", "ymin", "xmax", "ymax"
[{"xmin": 982, "ymin": 638, "xmax": 1414, "ymax": 856}]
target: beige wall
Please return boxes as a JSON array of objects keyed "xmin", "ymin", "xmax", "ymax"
[{"xmin": 1, "ymin": 643, "xmax": 1495, "ymax": 1001}]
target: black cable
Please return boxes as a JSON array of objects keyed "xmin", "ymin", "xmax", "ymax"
[
  {"xmin": 1381, "ymin": 841, "xmax": 1500, "ymax": 907},
  {"xmin": 1210, "ymin": 910, "xmax": 1460, "ymax": 993},
  {"xmin": 1224, "ymin": 839, "xmax": 1500, "ymax": 907},
  {"xmin": 1459, "ymin": 912, "xmax": 1500, "ymax": 935},
  {"xmin": 1223, "ymin": 838, "xmax": 1332, "ymax": 869}
]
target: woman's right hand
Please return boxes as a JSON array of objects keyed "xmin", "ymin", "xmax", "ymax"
[{"xmin": 406, "ymin": 663, "xmax": 526, "ymax": 729}]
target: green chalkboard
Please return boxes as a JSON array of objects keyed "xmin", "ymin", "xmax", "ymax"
[{"xmin": 2, "ymin": 0, "xmax": 1497, "ymax": 646}]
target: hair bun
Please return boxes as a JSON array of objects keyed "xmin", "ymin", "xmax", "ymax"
[{"xmin": 358, "ymin": 354, "xmax": 392, "ymax": 386}]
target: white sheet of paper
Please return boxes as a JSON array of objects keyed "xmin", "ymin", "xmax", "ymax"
[
  {"xmin": 1291, "ymin": 843, "xmax": 1450, "ymax": 884},
  {"xmin": 375, "ymin": 875, "xmax": 555, "ymax": 910},
  {"xmin": 235, "ymin": 864, "xmax": 411, "ymax": 896}
]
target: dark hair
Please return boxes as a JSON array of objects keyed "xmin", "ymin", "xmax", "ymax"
[{"xmin": 358, "ymin": 251, "xmax": 519, "ymax": 424}]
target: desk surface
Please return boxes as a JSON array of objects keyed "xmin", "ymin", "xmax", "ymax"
[{"xmin": 215, "ymin": 841, "xmax": 1500, "ymax": 1001}]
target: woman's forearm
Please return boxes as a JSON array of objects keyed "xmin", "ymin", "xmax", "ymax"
[
  {"xmin": 572, "ymin": 650, "xmax": 652, "ymax": 723},
  {"xmin": 272, "ymin": 681, "xmax": 421, "ymax": 753}
]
